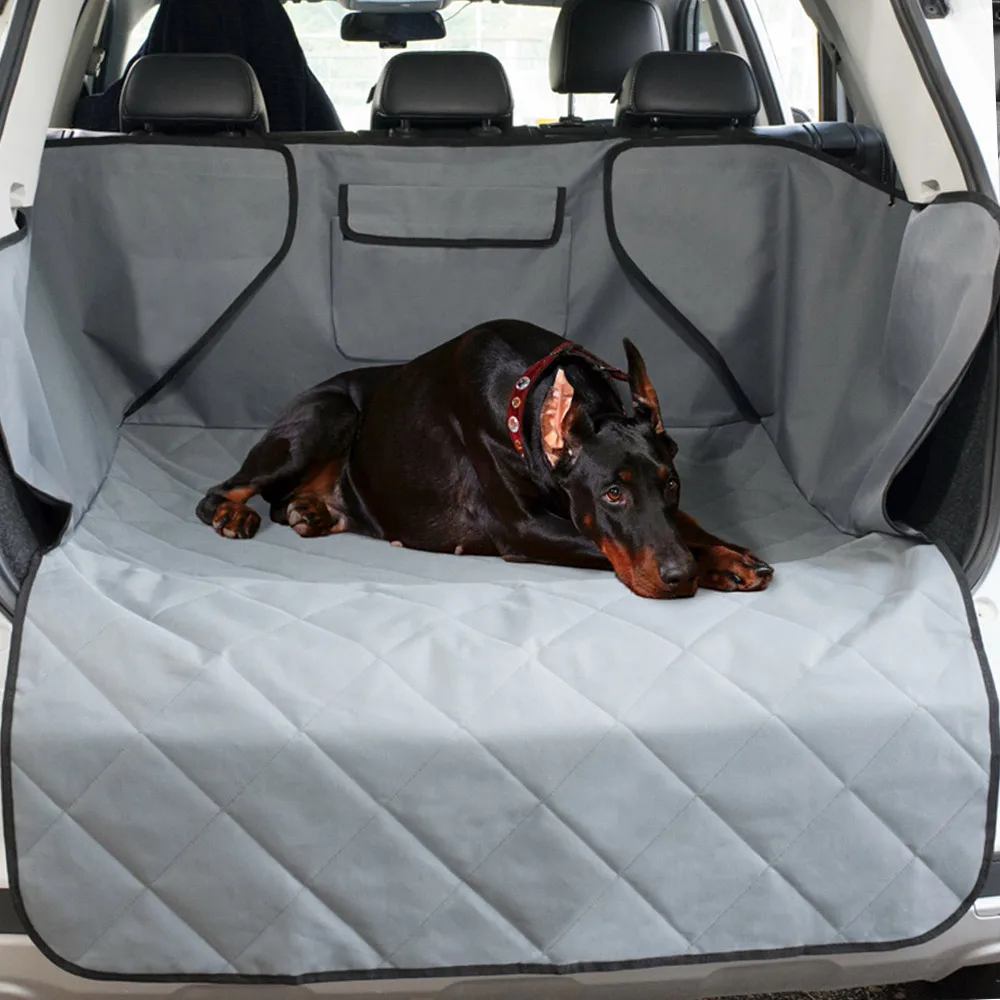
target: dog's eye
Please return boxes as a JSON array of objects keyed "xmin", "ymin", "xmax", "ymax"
[
  {"xmin": 604, "ymin": 485, "xmax": 625, "ymax": 504},
  {"xmin": 665, "ymin": 476, "xmax": 679, "ymax": 492}
]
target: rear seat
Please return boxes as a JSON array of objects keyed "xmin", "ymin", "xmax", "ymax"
[
  {"xmin": 615, "ymin": 51, "xmax": 892, "ymax": 185},
  {"xmin": 547, "ymin": 0, "xmax": 668, "ymax": 129},
  {"xmin": 758, "ymin": 122, "xmax": 890, "ymax": 187},
  {"xmin": 368, "ymin": 51, "xmax": 513, "ymax": 136},
  {"xmin": 118, "ymin": 53, "xmax": 269, "ymax": 134},
  {"xmin": 615, "ymin": 51, "xmax": 760, "ymax": 130}
]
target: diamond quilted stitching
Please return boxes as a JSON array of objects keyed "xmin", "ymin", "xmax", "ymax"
[
  {"xmin": 747, "ymin": 568, "xmax": 889, "ymax": 646},
  {"xmin": 779, "ymin": 645, "xmax": 919, "ymax": 781},
  {"xmin": 152, "ymin": 812, "xmax": 305, "ymax": 961},
  {"xmin": 306, "ymin": 592, "xmax": 451, "ymax": 657},
  {"xmin": 67, "ymin": 735, "xmax": 220, "ymax": 885},
  {"xmin": 774, "ymin": 790, "xmax": 916, "ymax": 928},
  {"xmin": 9, "ymin": 422, "xmax": 994, "ymax": 975},
  {"xmin": 226, "ymin": 620, "xmax": 377, "ymax": 730},
  {"xmin": 850, "ymin": 709, "xmax": 988, "ymax": 850},
  {"xmin": 467, "ymin": 805, "xmax": 617, "ymax": 949},
  {"xmin": 310, "ymin": 810, "xmax": 460, "ymax": 957},
  {"xmin": 699, "ymin": 717, "xmax": 845, "ymax": 863},
  {"xmin": 389, "ymin": 883, "xmax": 545, "ymax": 968},
  {"xmin": 537, "ymin": 613, "xmax": 684, "ymax": 718},
  {"xmin": 464, "ymin": 661, "xmax": 614, "ymax": 797},
  {"xmin": 688, "ymin": 608, "xmax": 830, "ymax": 711},
  {"xmin": 548, "ymin": 877, "xmax": 692, "ymax": 963},
  {"xmin": 8, "ymin": 765, "xmax": 64, "ymax": 857},
  {"xmin": 911, "ymin": 794, "xmax": 989, "ymax": 900},
  {"xmin": 460, "ymin": 586, "xmax": 607, "ymax": 650},
  {"xmin": 19, "ymin": 555, "xmax": 130, "ymax": 663},
  {"xmin": 548, "ymin": 727, "xmax": 694, "ymax": 870},
  {"xmin": 380, "ymin": 615, "xmax": 528, "ymax": 723},
  {"xmin": 225, "ymin": 734, "xmax": 379, "ymax": 881},
  {"xmin": 305, "ymin": 660, "xmax": 460, "ymax": 802},
  {"xmin": 149, "ymin": 587, "xmax": 295, "ymax": 656},
  {"xmin": 387, "ymin": 731, "xmax": 539, "ymax": 876},
  {"xmin": 19, "ymin": 812, "xmax": 147, "ymax": 961},
  {"xmin": 920, "ymin": 643, "xmax": 995, "ymax": 767},
  {"xmin": 592, "ymin": 588, "xmax": 746, "ymax": 654},
  {"xmin": 696, "ymin": 867, "xmax": 844, "ymax": 953},
  {"xmin": 14, "ymin": 655, "xmax": 140, "ymax": 808},
  {"xmin": 849, "ymin": 587, "xmax": 974, "ymax": 702},
  {"xmin": 79, "ymin": 889, "xmax": 233, "ymax": 976},
  {"xmin": 624, "ymin": 797, "xmax": 769, "ymax": 942},
  {"xmin": 236, "ymin": 889, "xmax": 382, "ymax": 975},
  {"xmin": 144, "ymin": 656, "xmax": 299, "ymax": 804},
  {"xmin": 622, "ymin": 651, "xmax": 770, "ymax": 792},
  {"xmin": 68, "ymin": 609, "xmax": 216, "ymax": 732},
  {"xmin": 843, "ymin": 857, "xmax": 961, "ymax": 942}
]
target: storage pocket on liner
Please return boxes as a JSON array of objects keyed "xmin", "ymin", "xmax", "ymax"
[{"xmin": 332, "ymin": 184, "xmax": 570, "ymax": 361}]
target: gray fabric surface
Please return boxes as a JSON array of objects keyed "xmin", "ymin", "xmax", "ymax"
[
  {"xmin": 7, "ymin": 422, "xmax": 994, "ymax": 976},
  {"xmin": 15, "ymin": 140, "xmax": 999, "ymax": 534},
  {"xmin": 1, "ymin": 135, "xmax": 997, "ymax": 979}
]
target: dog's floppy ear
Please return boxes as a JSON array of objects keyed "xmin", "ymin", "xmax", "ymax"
[
  {"xmin": 623, "ymin": 338, "xmax": 664, "ymax": 435},
  {"xmin": 540, "ymin": 368, "xmax": 580, "ymax": 467}
]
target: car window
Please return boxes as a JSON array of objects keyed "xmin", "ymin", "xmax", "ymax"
[
  {"xmin": 695, "ymin": 0, "xmax": 720, "ymax": 51},
  {"xmin": 752, "ymin": 0, "xmax": 819, "ymax": 121},
  {"xmin": 125, "ymin": 1, "xmax": 614, "ymax": 130},
  {"xmin": 125, "ymin": 4, "xmax": 156, "ymax": 63}
]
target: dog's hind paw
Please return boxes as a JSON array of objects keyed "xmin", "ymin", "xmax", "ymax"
[
  {"xmin": 698, "ymin": 546, "xmax": 773, "ymax": 593},
  {"xmin": 212, "ymin": 501, "xmax": 261, "ymax": 540},
  {"xmin": 287, "ymin": 496, "xmax": 342, "ymax": 537}
]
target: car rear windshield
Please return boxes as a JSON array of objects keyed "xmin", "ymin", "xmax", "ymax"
[{"xmin": 125, "ymin": 1, "xmax": 617, "ymax": 129}]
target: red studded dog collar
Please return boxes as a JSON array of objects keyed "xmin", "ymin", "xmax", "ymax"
[{"xmin": 506, "ymin": 340, "xmax": 628, "ymax": 456}]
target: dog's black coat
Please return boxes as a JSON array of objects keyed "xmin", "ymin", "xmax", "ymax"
[{"xmin": 197, "ymin": 320, "xmax": 773, "ymax": 598}]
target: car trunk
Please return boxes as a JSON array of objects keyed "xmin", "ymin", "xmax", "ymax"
[{"xmin": 0, "ymin": 131, "xmax": 998, "ymax": 982}]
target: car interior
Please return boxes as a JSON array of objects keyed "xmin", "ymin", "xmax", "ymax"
[{"xmin": 1, "ymin": 0, "xmax": 998, "ymax": 986}]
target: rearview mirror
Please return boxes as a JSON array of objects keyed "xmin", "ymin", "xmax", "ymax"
[{"xmin": 341, "ymin": 11, "xmax": 446, "ymax": 47}]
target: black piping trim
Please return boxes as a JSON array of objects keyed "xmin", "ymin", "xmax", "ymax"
[
  {"xmin": 1, "ymin": 533, "xmax": 996, "ymax": 982},
  {"xmin": 724, "ymin": 0, "xmax": 784, "ymax": 125},
  {"xmin": 605, "ymin": 139, "xmax": 760, "ymax": 423},
  {"xmin": 889, "ymin": 0, "xmax": 994, "ymax": 196},
  {"xmin": 338, "ymin": 185, "xmax": 567, "ymax": 249},
  {"xmin": 122, "ymin": 138, "xmax": 298, "ymax": 418},
  {"xmin": 0, "ymin": 0, "xmax": 39, "ymax": 140}
]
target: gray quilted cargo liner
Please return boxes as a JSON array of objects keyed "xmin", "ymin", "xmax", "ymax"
[{"xmin": 1, "ymin": 135, "xmax": 999, "ymax": 982}]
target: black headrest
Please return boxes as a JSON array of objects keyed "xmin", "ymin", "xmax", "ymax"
[
  {"xmin": 371, "ymin": 51, "xmax": 513, "ymax": 131},
  {"xmin": 549, "ymin": 0, "xmax": 667, "ymax": 95},
  {"xmin": 120, "ymin": 54, "xmax": 268, "ymax": 134},
  {"xmin": 615, "ymin": 52, "xmax": 760, "ymax": 128}
]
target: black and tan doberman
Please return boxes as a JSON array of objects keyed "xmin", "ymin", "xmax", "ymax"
[{"xmin": 197, "ymin": 320, "xmax": 773, "ymax": 598}]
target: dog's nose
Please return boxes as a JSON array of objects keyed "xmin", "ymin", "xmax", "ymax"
[{"xmin": 659, "ymin": 558, "xmax": 695, "ymax": 587}]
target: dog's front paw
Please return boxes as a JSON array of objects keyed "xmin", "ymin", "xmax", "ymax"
[
  {"xmin": 698, "ymin": 546, "xmax": 773, "ymax": 593},
  {"xmin": 212, "ymin": 500, "xmax": 261, "ymax": 539}
]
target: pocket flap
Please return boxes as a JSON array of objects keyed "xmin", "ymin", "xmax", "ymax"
[{"xmin": 339, "ymin": 184, "xmax": 566, "ymax": 247}]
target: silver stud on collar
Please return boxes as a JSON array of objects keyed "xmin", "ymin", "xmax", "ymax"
[
  {"xmin": 515, "ymin": 376, "xmax": 531, "ymax": 390},
  {"xmin": 508, "ymin": 416, "xmax": 520, "ymax": 433}
]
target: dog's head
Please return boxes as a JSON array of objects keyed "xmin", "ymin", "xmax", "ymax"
[{"xmin": 540, "ymin": 339, "xmax": 696, "ymax": 599}]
